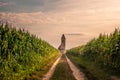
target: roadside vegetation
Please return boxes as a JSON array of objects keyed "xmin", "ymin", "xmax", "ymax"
[
  {"xmin": 0, "ymin": 22, "xmax": 60, "ymax": 80},
  {"xmin": 67, "ymin": 28, "xmax": 120, "ymax": 80}
]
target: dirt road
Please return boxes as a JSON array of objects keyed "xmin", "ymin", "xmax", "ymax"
[
  {"xmin": 42, "ymin": 55, "xmax": 61, "ymax": 80},
  {"xmin": 43, "ymin": 54, "xmax": 87, "ymax": 80},
  {"xmin": 66, "ymin": 55, "xmax": 87, "ymax": 80}
]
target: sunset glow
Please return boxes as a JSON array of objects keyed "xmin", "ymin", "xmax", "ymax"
[{"xmin": 1, "ymin": 0, "xmax": 120, "ymax": 48}]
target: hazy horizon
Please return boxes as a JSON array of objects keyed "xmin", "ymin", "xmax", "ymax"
[{"xmin": 1, "ymin": 0, "xmax": 120, "ymax": 49}]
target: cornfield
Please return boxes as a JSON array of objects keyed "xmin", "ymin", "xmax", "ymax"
[
  {"xmin": 0, "ymin": 22, "xmax": 60, "ymax": 80},
  {"xmin": 67, "ymin": 28, "xmax": 120, "ymax": 69}
]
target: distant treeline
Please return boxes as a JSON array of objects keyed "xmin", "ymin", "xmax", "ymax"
[
  {"xmin": 0, "ymin": 23, "xmax": 60, "ymax": 80},
  {"xmin": 67, "ymin": 28, "xmax": 120, "ymax": 69}
]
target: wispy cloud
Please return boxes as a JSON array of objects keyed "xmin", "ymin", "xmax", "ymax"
[
  {"xmin": 0, "ymin": 12, "xmax": 64, "ymax": 25},
  {"xmin": 0, "ymin": 2, "xmax": 10, "ymax": 7}
]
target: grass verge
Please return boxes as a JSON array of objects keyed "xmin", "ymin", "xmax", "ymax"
[
  {"xmin": 25, "ymin": 54, "xmax": 60, "ymax": 80},
  {"xmin": 66, "ymin": 53, "xmax": 112, "ymax": 80}
]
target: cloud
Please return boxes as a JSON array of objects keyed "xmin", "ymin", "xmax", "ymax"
[
  {"xmin": 1, "ymin": 0, "xmax": 120, "ymax": 48},
  {"xmin": 65, "ymin": 33, "xmax": 85, "ymax": 36},
  {"xmin": 1, "ymin": 7, "xmax": 120, "ymax": 28},
  {"xmin": 0, "ymin": 0, "xmax": 64, "ymax": 12},
  {"xmin": 0, "ymin": 2, "xmax": 10, "ymax": 7},
  {"xmin": 0, "ymin": 11, "xmax": 68, "ymax": 26}
]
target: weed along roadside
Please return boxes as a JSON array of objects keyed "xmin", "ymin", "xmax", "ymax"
[
  {"xmin": 66, "ymin": 53, "xmax": 98, "ymax": 80},
  {"xmin": 27, "ymin": 54, "xmax": 61, "ymax": 80},
  {"xmin": 66, "ymin": 50, "xmax": 120, "ymax": 80}
]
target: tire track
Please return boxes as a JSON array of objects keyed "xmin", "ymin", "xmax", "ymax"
[
  {"xmin": 42, "ymin": 55, "xmax": 61, "ymax": 80},
  {"xmin": 66, "ymin": 55, "xmax": 87, "ymax": 80}
]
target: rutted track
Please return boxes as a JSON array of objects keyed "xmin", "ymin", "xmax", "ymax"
[
  {"xmin": 45, "ymin": 53, "xmax": 87, "ymax": 80},
  {"xmin": 42, "ymin": 55, "xmax": 61, "ymax": 80},
  {"xmin": 66, "ymin": 55, "xmax": 87, "ymax": 80}
]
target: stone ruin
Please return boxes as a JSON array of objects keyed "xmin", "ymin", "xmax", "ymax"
[{"xmin": 58, "ymin": 34, "xmax": 66, "ymax": 53}]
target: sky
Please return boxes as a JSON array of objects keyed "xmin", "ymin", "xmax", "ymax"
[{"xmin": 0, "ymin": 0, "xmax": 120, "ymax": 49}]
